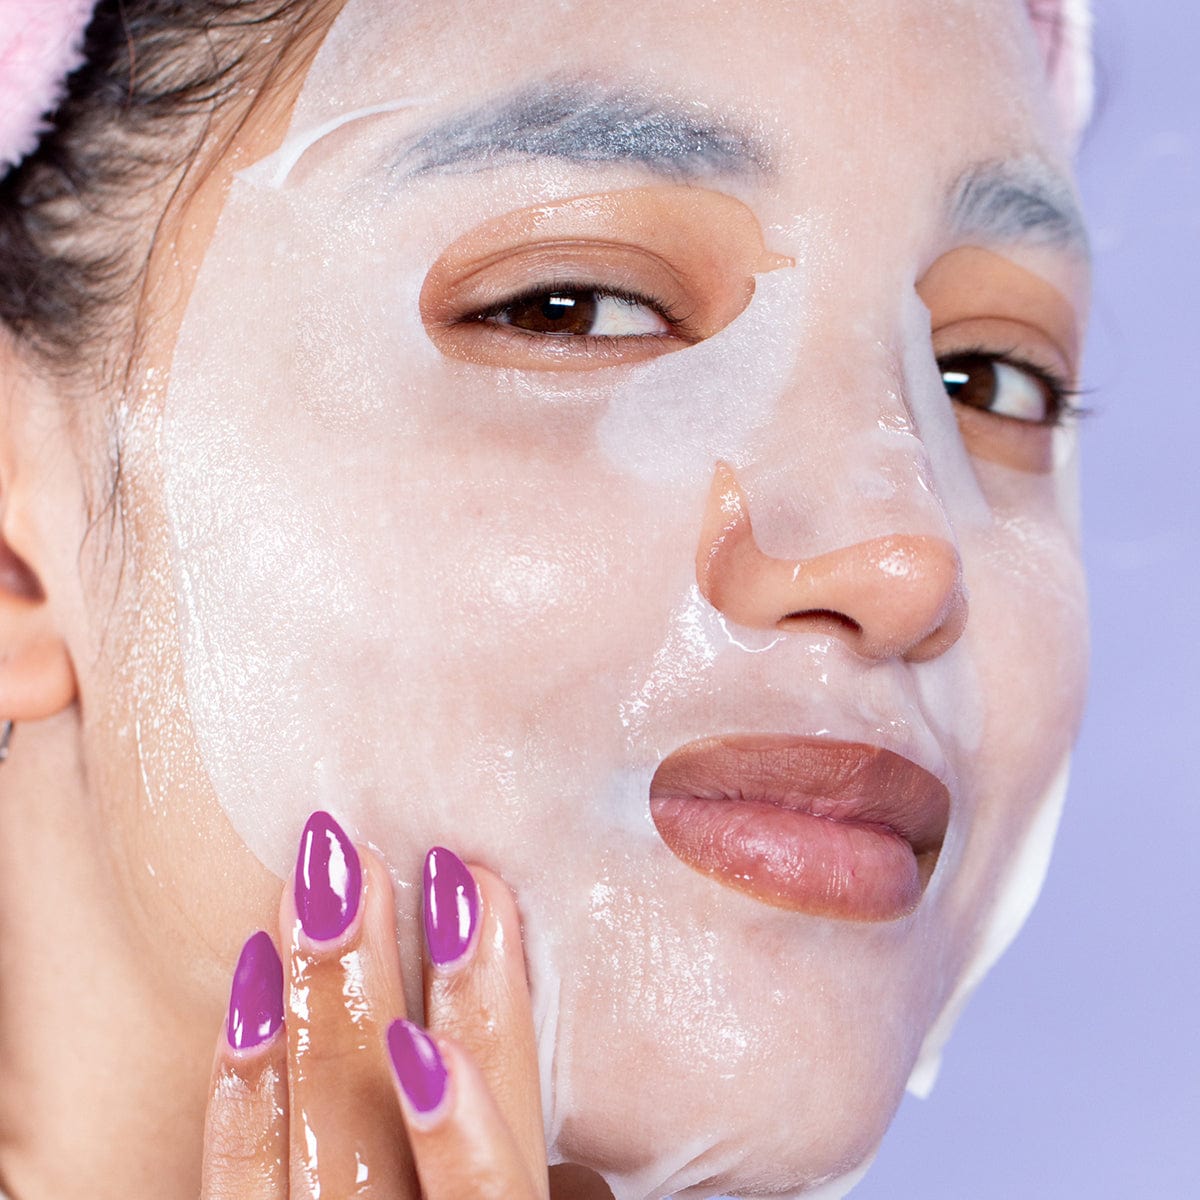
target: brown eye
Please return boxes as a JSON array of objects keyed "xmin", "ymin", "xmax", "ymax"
[
  {"xmin": 939, "ymin": 353, "xmax": 1063, "ymax": 424},
  {"xmin": 504, "ymin": 290, "xmax": 598, "ymax": 334},
  {"xmin": 488, "ymin": 288, "xmax": 671, "ymax": 338}
]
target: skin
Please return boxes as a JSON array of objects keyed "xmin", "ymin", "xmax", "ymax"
[
  {"xmin": 0, "ymin": 1, "xmax": 1089, "ymax": 1197},
  {"xmin": 201, "ymin": 843, "xmax": 554, "ymax": 1199}
]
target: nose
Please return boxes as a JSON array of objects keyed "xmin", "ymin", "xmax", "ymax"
[{"xmin": 696, "ymin": 463, "xmax": 968, "ymax": 663}]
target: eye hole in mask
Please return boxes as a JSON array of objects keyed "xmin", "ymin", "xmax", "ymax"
[
  {"xmin": 420, "ymin": 184, "xmax": 793, "ymax": 371},
  {"xmin": 921, "ymin": 245, "xmax": 1086, "ymax": 473}
]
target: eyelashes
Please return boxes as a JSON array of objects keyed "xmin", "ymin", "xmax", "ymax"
[
  {"xmin": 456, "ymin": 281, "xmax": 697, "ymax": 341},
  {"xmin": 938, "ymin": 346, "xmax": 1087, "ymax": 428}
]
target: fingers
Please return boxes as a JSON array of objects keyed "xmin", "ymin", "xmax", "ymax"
[
  {"xmin": 201, "ymin": 931, "xmax": 288, "ymax": 1200},
  {"xmin": 282, "ymin": 810, "xmax": 417, "ymax": 1197},
  {"xmin": 202, "ymin": 826, "xmax": 548, "ymax": 1200},
  {"xmin": 421, "ymin": 849, "xmax": 548, "ymax": 1198},
  {"xmin": 387, "ymin": 1022, "xmax": 543, "ymax": 1200}
]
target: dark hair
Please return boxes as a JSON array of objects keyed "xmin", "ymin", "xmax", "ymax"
[{"xmin": 0, "ymin": 0, "xmax": 321, "ymax": 375}]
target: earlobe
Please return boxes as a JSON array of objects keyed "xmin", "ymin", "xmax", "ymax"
[
  {"xmin": 0, "ymin": 529, "xmax": 78, "ymax": 721},
  {"xmin": 0, "ymin": 337, "xmax": 79, "ymax": 724}
]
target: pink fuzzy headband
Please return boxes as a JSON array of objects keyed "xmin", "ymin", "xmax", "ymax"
[
  {"xmin": 1, "ymin": 1, "xmax": 1093, "ymax": 180},
  {"xmin": 0, "ymin": 0, "xmax": 95, "ymax": 173}
]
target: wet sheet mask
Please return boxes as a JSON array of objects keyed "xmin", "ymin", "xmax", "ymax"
[{"xmin": 158, "ymin": 1, "xmax": 1088, "ymax": 1195}]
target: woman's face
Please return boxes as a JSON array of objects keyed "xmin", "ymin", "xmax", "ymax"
[{"xmin": 74, "ymin": 0, "xmax": 1088, "ymax": 1195}]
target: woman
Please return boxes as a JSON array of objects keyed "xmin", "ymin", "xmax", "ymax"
[{"xmin": 0, "ymin": 1, "xmax": 1093, "ymax": 1197}]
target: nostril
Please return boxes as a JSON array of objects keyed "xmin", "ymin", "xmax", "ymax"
[
  {"xmin": 779, "ymin": 609, "xmax": 863, "ymax": 637},
  {"xmin": 548, "ymin": 1164, "xmax": 616, "ymax": 1199}
]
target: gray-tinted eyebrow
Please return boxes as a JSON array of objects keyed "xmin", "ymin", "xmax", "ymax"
[
  {"xmin": 389, "ymin": 85, "xmax": 1087, "ymax": 258},
  {"xmin": 949, "ymin": 160, "xmax": 1089, "ymax": 256},
  {"xmin": 394, "ymin": 80, "xmax": 769, "ymax": 181}
]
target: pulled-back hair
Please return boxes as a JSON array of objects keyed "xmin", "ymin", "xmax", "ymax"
[{"xmin": 0, "ymin": 0, "xmax": 321, "ymax": 374}]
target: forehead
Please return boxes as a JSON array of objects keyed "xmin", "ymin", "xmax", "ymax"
[
  {"xmin": 293, "ymin": 0, "xmax": 1064, "ymax": 168},
  {"xmin": 281, "ymin": 0, "xmax": 1084, "ymax": 265}
]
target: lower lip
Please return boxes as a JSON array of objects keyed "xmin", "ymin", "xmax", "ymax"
[
  {"xmin": 650, "ymin": 795, "xmax": 924, "ymax": 920},
  {"xmin": 649, "ymin": 736, "xmax": 947, "ymax": 922}
]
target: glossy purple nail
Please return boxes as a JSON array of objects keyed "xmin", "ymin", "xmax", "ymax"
[
  {"xmin": 226, "ymin": 931, "xmax": 284, "ymax": 1051},
  {"xmin": 423, "ymin": 846, "xmax": 480, "ymax": 967},
  {"xmin": 294, "ymin": 810, "xmax": 361, "ymax": 942},
  {"xmin": 387, "ymin": 1019, "xmax": 448, "ymax": 1116}
]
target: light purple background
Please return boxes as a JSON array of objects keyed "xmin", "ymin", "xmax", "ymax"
[{"xmin": 856, "ymin": 2, "xmax": 1199, "ymax": 1195}]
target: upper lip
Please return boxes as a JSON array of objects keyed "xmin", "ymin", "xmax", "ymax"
[{"xmin": 649, "ymin": 733, "xmax": 951, "ymax": 858}]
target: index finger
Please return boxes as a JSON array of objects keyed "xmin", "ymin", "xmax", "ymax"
[
  {"xmin": 387, "ymin": 1025, "xmax": 543, "ymax": 1200},
  {"xmin": 421, "ymin": 850, "xmax": 548, "ymax": 1197}
]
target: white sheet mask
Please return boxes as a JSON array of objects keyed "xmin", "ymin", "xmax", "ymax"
[
  {"xmin": 907, "ymin": 752, "xmax": 1072, "ymax": 1098},
  {"xmin": 155, "ymin": 1, "xmax": 1090, "ymax": 1195}
]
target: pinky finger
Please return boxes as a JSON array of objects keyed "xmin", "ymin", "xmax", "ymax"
[
  {"xmin": 201, "ymin": 931, "xmax": 289, "ymax": 1200},
  {"xmin": 387, "ymin": 1020, "xmax": 542, "ymax": 1200}
]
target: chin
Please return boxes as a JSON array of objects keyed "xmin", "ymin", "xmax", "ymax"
[
  {"xmin": 528, "ymin": 879, "xmax": 933, "ymax": 1200},
  {"xmin": 551, "ymin": 1049, "xmax": 901, "ymax": 1200}
]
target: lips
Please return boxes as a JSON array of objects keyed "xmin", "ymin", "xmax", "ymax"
[{"xmin": 649, "ymin": 735, "xmax": 950, "ymax": 921}]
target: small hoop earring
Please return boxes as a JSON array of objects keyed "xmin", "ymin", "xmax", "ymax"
[{"xmin": 0, "ymin": 721, "xmax": 13, "ymax": 762}]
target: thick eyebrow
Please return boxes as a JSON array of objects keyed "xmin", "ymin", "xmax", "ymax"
[
  {"xmin": 948, "ymin": 160, "xmax": 1090, "ymax": 257},
  {"xmin": 394, "ymin": 80, "xmax": 769, "ymax": 182}
]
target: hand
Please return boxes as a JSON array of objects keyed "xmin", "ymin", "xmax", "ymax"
[{"xmin": 199, "ymin": 811, "xmax": 548, "ymax": 1199}]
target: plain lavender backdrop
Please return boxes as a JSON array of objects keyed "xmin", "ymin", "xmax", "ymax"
[{"xmin": 854, "ymin": 2, "xmax": 1199, "ymax": 1195}]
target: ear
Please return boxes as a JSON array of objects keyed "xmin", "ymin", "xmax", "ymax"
[{"xmin": 0, "ymin": 340, "xmax": 79, "ymax": 723}]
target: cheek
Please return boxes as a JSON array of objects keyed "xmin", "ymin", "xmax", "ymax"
[
  {"xmin": 158, "ymin": 351, "xmax": 711, "ymax": 880},
  {"xmin": 949, "ymin": 425, "xmax": 1088, "ymax": 815},
  {"xmin": 972, "ymin": 512, "xmax": 1088, "ymax": 762},
  {"xmin": 384, "ymin": 444, "xmax": 709, "ymax": 783},
  {"xmin": 944, "ymin": 508, "xmax": 1087, "ymax": 928},
  {"xmin": 431, "ymin": 456, "xmax": 681, "ymax": 670}
]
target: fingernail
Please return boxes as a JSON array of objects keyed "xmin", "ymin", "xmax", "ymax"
[
  {"xmin": 386, "ymin": 1019, "xmax": 448, "ymax": 1116},
  {"xmin": 423, "ymin": 846, "xmax": 480, "ymax": 968},
  {"xmin": 227, "ymin": 931, "xmax": 284, "ymax": 1051},
  {"xmin": 295, "ymin": 810, "xmax": 362, "ymax": 942}
]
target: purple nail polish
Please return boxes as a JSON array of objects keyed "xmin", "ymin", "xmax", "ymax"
[
  {"xmin": 295, "ymin": 810, "xmax": 361, "ymax": 942},
  {"xmin": 227, "ymin": 931, "xmax": 284, "ymax": 1051},
  {"xmin": 386, "ymin": 1019, "xmax": 448, "ymax": 1116},
  {"xmin": 423, "ymin": 846, "xmax": 480, "ymax": 967}
]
